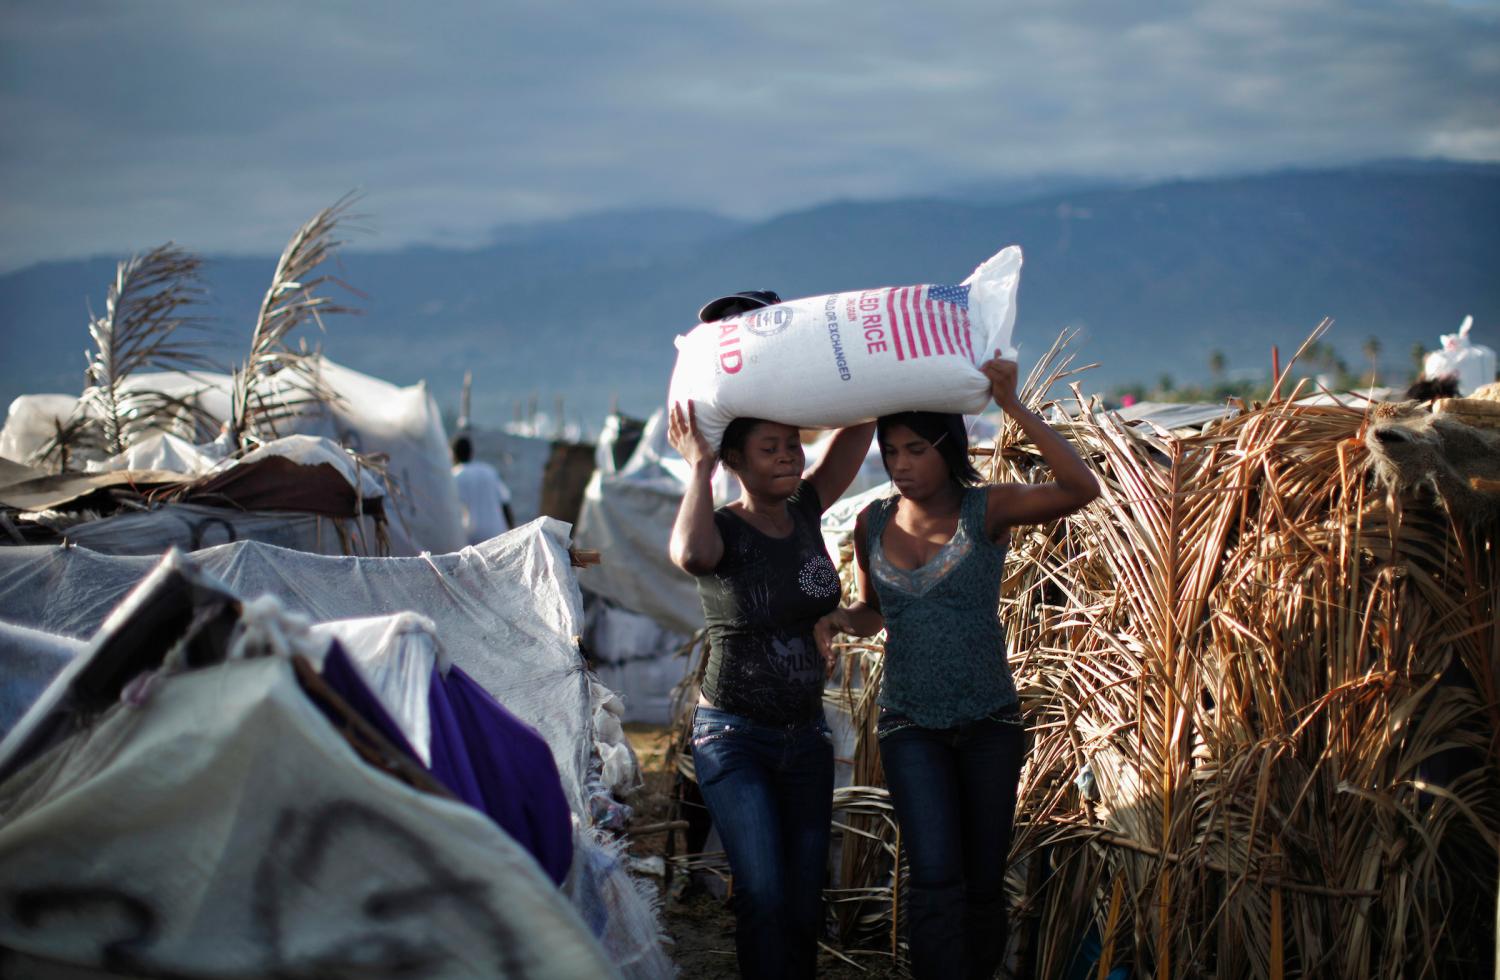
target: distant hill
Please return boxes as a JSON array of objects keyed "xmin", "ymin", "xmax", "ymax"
[{"xmin": 2, "ymin": 163, "xmax": 1496, "ymax": 432}]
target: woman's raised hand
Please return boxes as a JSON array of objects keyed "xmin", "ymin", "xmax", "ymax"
[
  {"xmin": 668, "ymin": 400, "xmax": 715, "ymax": 472},
  {"xmin": 980, "ymin": 353, "xmax": 1021, "ymax": 411}
]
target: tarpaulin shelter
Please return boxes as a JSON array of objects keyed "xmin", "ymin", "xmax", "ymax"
[
  {"xmin": 2, "ymin": 434, "xmax": 404, "ymax": 556},
  {"xmin": 0, "ymin": 551, "xmax": 623, "ymax": 979},
  {"xmin": 0, "ymin": 357, "xmax": 466, "ymax": 554},
  {"xmin": 0, "ymin": 521, "xmax": 671, "ymax": 978},
  {"xmin": 0, "ymin": 519, "xmax": 602, "ymax": 813}
]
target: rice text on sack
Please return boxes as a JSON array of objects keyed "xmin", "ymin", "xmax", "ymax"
[{"xmin": 852, "ymin": 291, "xmax": 889, "ymax": 355}]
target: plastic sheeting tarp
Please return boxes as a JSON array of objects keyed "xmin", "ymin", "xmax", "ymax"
[
  {"xmin": 584, "ymin": 598, "xmax": 691, "ymax": 726},
  {"xmin": 573, "ymin": 409, "xmax": 736, "ymax": 637},
  {"xmin": 0, "ymin": 620, "xmax": 84, "ymax": 739},
  {"xmin": 0, "ymin": 518, "xmax": 597, "ymax": 815},
  {"xmin": 0, "ymin": 394, "xmax": 77, "ymax": 462},
  {"xmin": 1110, "ymin": 400, "xmax": 1238, "ymax": 432},
  {"xmin": 83, "ymin": 430, "xmax": 225, "ymax": 477},
  {"xmin": 0, "ymin": 653, "xmax": 618, "ymax": 979},
  {"xmin": 53, "ymin": 502, "xmax": 390, "ymax": 557}
]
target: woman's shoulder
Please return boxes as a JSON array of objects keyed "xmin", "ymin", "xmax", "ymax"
[
  {"xmin": 858, "ymin": 490, "xmax": 901, "ymax": 523},
  {"xmin": 970, "ymin": 483, "xmax": 1011, "ymax": 546}
]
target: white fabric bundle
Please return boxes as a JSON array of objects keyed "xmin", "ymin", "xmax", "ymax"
[
  {"xmin": 1424, "ymin": 316, "xmax": 1496, "ymax": 397},
  {"xmin": 669, "ymin": 246, "xmax": 1023, "ymax": 449}
]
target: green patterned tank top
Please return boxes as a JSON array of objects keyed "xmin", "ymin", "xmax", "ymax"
[{"xmin": 865, "ymin": 485, "xmax": 1017, "ymax": 728}]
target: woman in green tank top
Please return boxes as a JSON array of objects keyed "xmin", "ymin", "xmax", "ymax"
[{"xmin": 816, "ymin": 356, "xmax": 1099, "ymax": 979}]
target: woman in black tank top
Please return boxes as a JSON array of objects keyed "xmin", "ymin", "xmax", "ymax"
[{"xmin": 668, "ymin": 310, "xmax": 875, "ymax": 978}]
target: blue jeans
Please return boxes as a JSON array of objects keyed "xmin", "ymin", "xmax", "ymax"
[
  {"xmin": 690, "ymin": 705, "xmax": 834, "ymax": 980},
  {"xmin": 878, "ymin": 707, "xmax": 1025, "ymax": 980}
]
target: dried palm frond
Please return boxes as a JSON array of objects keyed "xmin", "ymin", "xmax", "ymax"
[
  {"xmin": 229, "ymin": 194, "xmax": 362, "ymax": 447},
  {"xmin": 991, "ymin": 334, "xmax": 1497, "ymax": 979},
  {"xmin": 36, "ymin": 244, "xmax": 219, "ymax": 467}
]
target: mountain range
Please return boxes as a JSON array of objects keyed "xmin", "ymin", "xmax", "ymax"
[{"xmin": 2, "ymin": 160, "xmax": 1496, "ymax": 433}]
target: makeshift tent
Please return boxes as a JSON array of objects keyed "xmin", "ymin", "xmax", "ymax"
[
  {"xmin": 2, "ymin": 434, "xmax": 407, "ymax": 557},
  {"xmin": 0, "ymin": 518, "xmax": 615, "ymax": 815},
  {"xmin": 0, "ymin": 552, "xmax": 622, "ymax": 979},
  {"xmin": 0, "ymin": 358, "xmax": 465, "ymax": 554},
  {"xmin": 0, "ymin": 529, "xmax": 671, "ymax": 978}
]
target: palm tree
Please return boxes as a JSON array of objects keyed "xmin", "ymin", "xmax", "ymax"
[
  {"xmin": 1410, "ymin": 342, "xmax": 1427, "ymax": 376},
  {"xmin": 229, "ymin": 195, "xmax": 361, "ymax": 449},
  {"xmin": 1362, "ymin": 335, "xmax": 1382, "ymax": 386},
  {"xmin": 40, "ymin": 244, "xmax": 219, "ymax": 467}
]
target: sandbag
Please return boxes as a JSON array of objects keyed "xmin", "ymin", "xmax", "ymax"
[{"xmin": 668, "ymin": 246, "xmax": 1022, "ymax": 449}]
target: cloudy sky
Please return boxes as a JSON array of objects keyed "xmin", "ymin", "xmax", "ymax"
[{"xmin": 1, "ymin": 0, "xmax": 1496, "ymax": 271}]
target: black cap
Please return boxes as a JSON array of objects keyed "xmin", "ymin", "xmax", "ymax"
[{"xmin": 697, "ymin": 290, "xmax": 783, "ymax": 323}]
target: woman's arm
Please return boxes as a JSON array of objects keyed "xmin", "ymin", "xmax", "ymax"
[
  {"xmin": 815, "ymin": 509, "xmax": 884, "ymax": 665},
  {"xmin": 982, "ymin": 356, "xmax": 1101, "ymax": 534},
  {"xmin": 806, "ymin": 420, "xmax": 878, "ymax": 510},
  {"xmin": 667, "ymin": 401, "xmax": 725, "ymax": 575}
]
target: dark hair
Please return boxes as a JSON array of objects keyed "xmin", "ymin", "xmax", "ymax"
[
  {"xmin": 876, "ymin": 412, "xmax": 981, "ymax": 486},
  {"xmin": 1406, "ymin": 375, "xmax": 1459, "ymax": 401},
  {"xmin": 451, "ymin": 435, "xmax": 473, "ymax": 463},
  {"xmin": 718, "ymin": 416, "xmax": 776, "ymax": 468},
  {"xmin": 698, "ymin": 290, "xmax": 783, "ymax": 324}
]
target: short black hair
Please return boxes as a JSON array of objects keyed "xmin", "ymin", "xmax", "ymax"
[
  {"xmin": 452, "ymin": 435, "xmax": 473, "ymax": 463},
  {"xmin": 876, "ymin": 412, "xmax": 982, "ymax": 486}
]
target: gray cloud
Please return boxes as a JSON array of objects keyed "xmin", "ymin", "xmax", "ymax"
[{"xmin": 1, "ymin": 0, "xmax": 1496, "ymax": 269}]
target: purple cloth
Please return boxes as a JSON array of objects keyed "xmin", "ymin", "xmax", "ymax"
[
  {"xmin": 317, "ymin": 640, "xmax": 424, "ymax": 763},
  {"xmin": 427, "ymin": 663, "xmax": 574, "ymax": 885},
  {"xmin": 317, "ymin": 642, "xmax": 574, "ymax": 885}
]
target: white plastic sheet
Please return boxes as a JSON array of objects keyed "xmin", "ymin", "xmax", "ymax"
[
  {"xmin": 0, "ymin": 655, "xmax": 617, "ymax": 979},
  {"xmin": 57, "ymin": 501, "xmax": 395, "ymax": 558},
  {"xmin": 82, "ymin": 430, "xmax": 225, "ymax": 476},
  {"xmin": 0, "ymin": 620, "xmax": 84, "ymax": 739},
  {"xmin": 0, "ymin": 518, "xmax": 596, "ymax": 815}
]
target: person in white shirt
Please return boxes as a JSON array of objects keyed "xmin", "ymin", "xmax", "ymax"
[{"xmin": 451, "ymin": 434, "xmax": 514, "ymax": 545}]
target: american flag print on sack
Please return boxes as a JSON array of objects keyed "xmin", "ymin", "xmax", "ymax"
[{"xmin": 884, "ymin": 283, "xmax": 975, "ymax": 362}]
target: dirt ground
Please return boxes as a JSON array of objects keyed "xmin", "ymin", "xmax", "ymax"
[{"xmin": 624, "ymin": 723, "xmax": 905, "ymax": 980}]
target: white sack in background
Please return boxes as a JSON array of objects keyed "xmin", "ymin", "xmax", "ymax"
[
  {"xmin": 1424, "ymin": 316, "xmax": 1497, "ymax": 396},
  {"xmin": 669, "ymin": 246, "xmax": 1022, "ymax": 449},
  {"xmin": 0, "ymin": 394, "xmax": 78, "ymax": 463}
]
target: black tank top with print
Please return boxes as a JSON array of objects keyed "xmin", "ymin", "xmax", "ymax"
[{"xmin": 696, "ymin": 481, "xmax": 841, "ymax": 725}]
